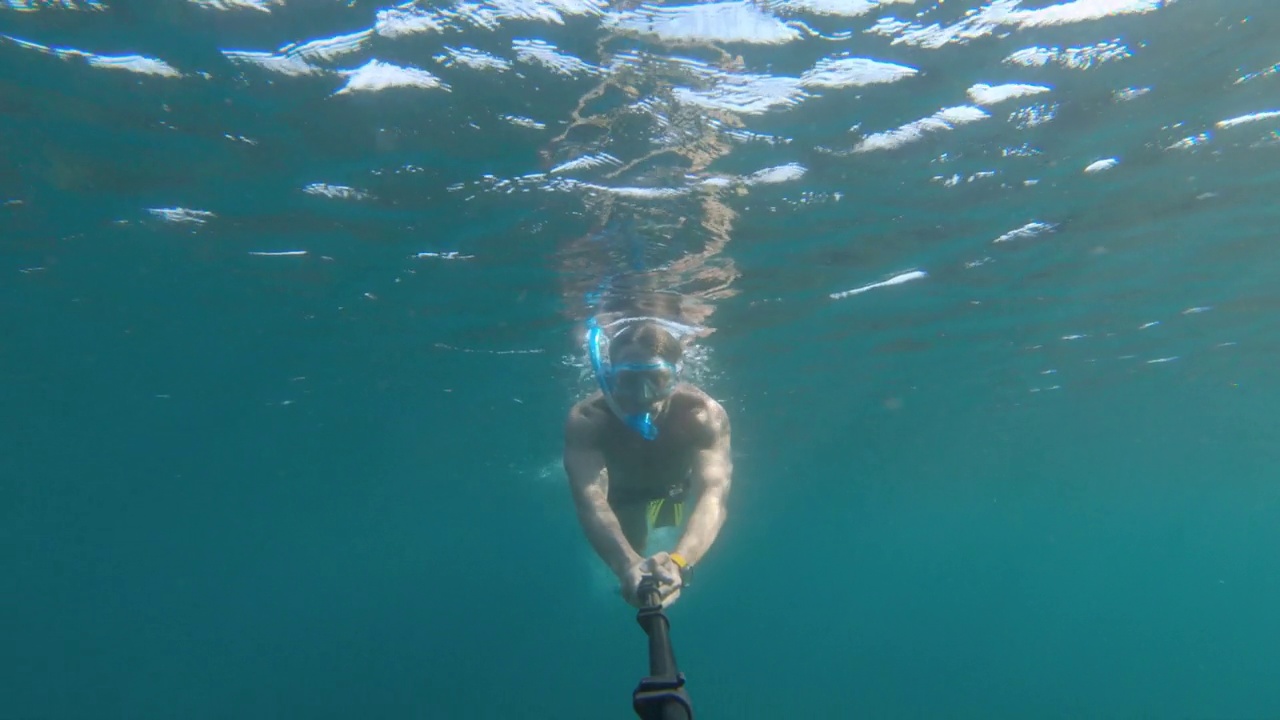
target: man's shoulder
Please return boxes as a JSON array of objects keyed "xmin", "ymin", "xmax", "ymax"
[
  {"xmin": 568, "ymin": 393, "xmax": 608, "ymax": 419},
  {"xmin": 671, "ymin": 386, "xmax": 729, "ymax": 441},
  {"xmin": 565, "ymin": 395, "xmax": 609, "ymax": 439},
  {"xmin": 673, "ymin": 384, "xmax": 726, "ymax": 415}
]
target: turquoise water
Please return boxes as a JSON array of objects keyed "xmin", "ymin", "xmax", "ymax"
[{"xmin": 4, "ymin": 1, "xmax": 1280, "ymax": 718}]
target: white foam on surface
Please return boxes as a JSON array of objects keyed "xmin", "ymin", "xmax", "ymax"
[
  {"xmin": 303, "ymin": 184, "xmax": 371, "ymax": 200},
  {"xmin": 1084, "ymin": 158, "xmax": 1118, "ymax": 173},
  {"xmin": 435, "ymin": 46, "xmax": 513, "ymax": 72},
  {"xmin": 854, "ymin": 106, "xmax": 988, "ymax": 153},
  {"xmin": 189, "ymin": 0, "xmax": 281, "ymax": 11},
  {"xmin": 830, "ymin": 270, "xmax": 927, "ymax": 299},
  {"xmin": 333, "ymin": 60, "xmax": 450, "ymax": 95},
  {"xmin": 512, "ymin": 39, "xmax": 601, "ymax": 76},
  {"xmin": 3, "ymin": 35, "xmax": 182, "ymax": 77},
  {"xmin": 766, "ymin": 0, "xmax": 913, "ymax": 17},
  {"xmin": 376, "ymin": 4, "xmax": 448, "ymax": 37},
  {"xmin": 605, "ymin": 1, "xmax": 802, "ymax": 44},
  {"xmin": 993, "ymin": 221, "xmax": 1056, "ymax": 243},
  {"xmin": 549, "ymin": 153, "xmax": 623, "ymax": 175},
  {"xmin": 674, "ymin": 72, "xmax": 807, "ymax": 115},
  {"xmin": 224, "ymin": 50, "xmax": 323, "ymax": 76},
  {"xmin": 800, "ymin": 56, "xmax": 918, "ymax": 88},
  {"xmin": 282, "ymin": 30, "xmax": 372, "ymax": 64},
  {"xmin": 1217, "ymin": 110, "xmax": 1280, "ymax": 129},
  {"xmin": 869, "ymin": 0, "xmax": 1173, "ymax": 48},
  {"xmin": 966, "ymin": 82, "xmax": 1051, "ymax": 106},
  {"xmin": 449, "ymin": 0, "xmax": 607, "ymax": 29},
  {"xmin": 1005, "ymin": 42, "xmax": 1132, "ymax": 70},
  {"xmin": 148, "ymin": 208, "xmax": 216, "ymax": 224},
  {"xmin": 1005, "ymin": 0, "xmax": 1172, "ymax": 28},
  {"xmin": 744, "ymin": 163, "xmax": 807, "ymax": 184}
]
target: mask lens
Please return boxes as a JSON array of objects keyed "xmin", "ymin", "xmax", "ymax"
[{"xmin": 612, "ymin": 364, "xmax": 675, "ymax": 407}]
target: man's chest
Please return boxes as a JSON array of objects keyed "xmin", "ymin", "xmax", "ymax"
[{"xmin": 603, "ymin": 438, "xmax": 693, "ymax": 483}]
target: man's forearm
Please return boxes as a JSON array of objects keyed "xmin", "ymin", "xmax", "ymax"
[
  {"xmin": 576, "ymin": 491, "xmax": 642, "ymax": 576},
  {"xmin": 674, "ymin": 489, "xmax": 727, "ymax": 567}
]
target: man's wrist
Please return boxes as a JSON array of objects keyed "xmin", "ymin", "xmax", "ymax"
[
  {"xmin": 672, "ymin": 544, "xmax": 698, "ymax": 567},
  {"xmin": 611, "ymin": 552, "xmax": 642, "ymax": 578},
  {"xmin": 669, "ymin": 551, "xmax": 693, "ymax": 587}
]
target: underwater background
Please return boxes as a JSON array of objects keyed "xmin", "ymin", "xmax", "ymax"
[{"xmin": 3, "ymin": 0, "xmax": 1279, "ymax": 717}]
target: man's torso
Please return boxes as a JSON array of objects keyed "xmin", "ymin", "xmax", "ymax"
[{"xmin": 579, "ymin": 386, "xmax": 711, "ymax": 507}]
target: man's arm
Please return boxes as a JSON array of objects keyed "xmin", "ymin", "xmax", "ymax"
[
  {"xmin": 674, "ymin": 400, "xmax": 732, "ymax": 568},
  {"xmin": 564, "ymin": 405, "xmax": 643, "ymax": 578}
]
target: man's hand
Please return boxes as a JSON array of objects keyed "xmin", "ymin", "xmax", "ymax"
[{"xmin": 619, "ymin": 552, "xmax": 685, "ymax": 608}]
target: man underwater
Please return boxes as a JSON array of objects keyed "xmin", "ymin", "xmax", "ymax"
[{"xmin": 564, "ymin": 317, "xmax": 732, "ymax": 608}]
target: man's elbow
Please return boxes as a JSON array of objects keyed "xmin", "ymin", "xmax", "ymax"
[
  {"xmin": 569, "ymin": 482, "xmax": 605, "ymax": 513},
  {"xmin": 704, "ymin": 463, "xmax": 732, "ymax": 493},
  {"xmin": 695, "ymin": 474, "xmax": 731, "ymax": 508}
]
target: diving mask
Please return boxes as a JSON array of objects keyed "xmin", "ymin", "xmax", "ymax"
[
  {"xmin": 610, "ymin": 360, "xmax": 678, "ymax": 408},
  {"xmin": 586, "ymin": 319, "xmax": 683, "ymax": 440}
]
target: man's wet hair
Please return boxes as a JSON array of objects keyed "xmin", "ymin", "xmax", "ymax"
[
  {"xmin": 613, "ymin": 322, "xmax": 682, "ymax": 365},
  {"xmin": 598, "ymin": 290, "xmax": 683, "ymax": 319}
]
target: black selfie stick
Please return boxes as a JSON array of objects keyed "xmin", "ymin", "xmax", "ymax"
[{"xmin": 631, "ymin": 577, "xmax": 693, "ymax": 720}]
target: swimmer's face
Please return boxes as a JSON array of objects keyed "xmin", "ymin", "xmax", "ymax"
[{"xmin": 609, "ymin": 345, "xmax": 679, "ymax": 414}]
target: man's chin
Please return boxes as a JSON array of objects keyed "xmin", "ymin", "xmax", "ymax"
[{"xmin": 619, "ymin": 403, "xmax": 661, "ymax": 417}]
